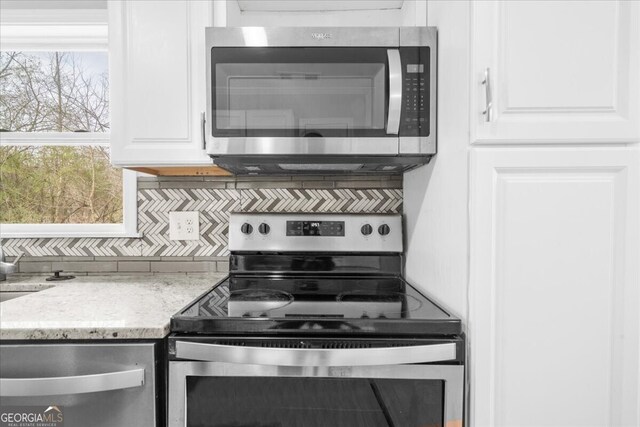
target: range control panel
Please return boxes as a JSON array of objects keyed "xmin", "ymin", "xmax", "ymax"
[
  {"xmin": 229, "ymin": 213, "xmax": 402, "ymax": 253},
  {"xmin": 399, "ymin": 47, "xmax": 430, "ymax": 137},
  {"xmin": 286, "ymin": 221, "xmax": 345, "ymax": 237}
]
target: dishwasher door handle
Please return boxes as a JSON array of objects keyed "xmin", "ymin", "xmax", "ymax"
[
  {"xmin": 175, "ymin": 341, "xmax": 456, "ymax": 366},
  {"xmin": 0, "ymin": 368, "xmax": 145, "ymax": 397}
]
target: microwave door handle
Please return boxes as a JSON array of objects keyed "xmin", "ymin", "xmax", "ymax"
[
  {"xmin": 386, "ymin": 49, "xmax": 402, "ymax": 135},
  {"xmin": 175, "ymin": 341, "xmax": 456, "ymax": 366},
  {"xmin": 0, "ymin": 368, "xmax": 145, "ymax": 397}
]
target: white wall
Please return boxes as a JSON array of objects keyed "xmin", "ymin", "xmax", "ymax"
[{"xmin": 403, "ymin": 0, "xmax": 470, "ymax": 320}]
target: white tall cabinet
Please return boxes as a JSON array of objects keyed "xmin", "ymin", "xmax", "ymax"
[
  {"xmin": 470, "ymin": 147, "xmax": 639, "ymax": 426},
  {"xmin": 405, "ymin": 1, "xmax": 640, "ymax": 426},
  {"xmin": 109, "ymin": 1, "xmax": 212, "ymax": 167},
  {"xmin": 468, "ymin": 1, "xmax": 640, "ymax": 425}
]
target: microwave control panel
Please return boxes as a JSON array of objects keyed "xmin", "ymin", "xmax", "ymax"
[{"xmin": 399, "ymin": 47, "xmax": 430, "ymax": 137}]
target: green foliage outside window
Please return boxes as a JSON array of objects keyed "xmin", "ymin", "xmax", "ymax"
[{"xmin": 0, "ymin": 145, "xmax": 122, "ymax": 224}]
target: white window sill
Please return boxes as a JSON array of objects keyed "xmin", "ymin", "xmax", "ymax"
[{"xmin": 0, "ymin": 224, "xmax": 142, "ymax": 239}]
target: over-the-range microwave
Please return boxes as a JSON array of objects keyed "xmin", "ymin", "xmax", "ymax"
[{"xmin": 204, "ymin": 27, "xmax": 437, "ymax": 175}]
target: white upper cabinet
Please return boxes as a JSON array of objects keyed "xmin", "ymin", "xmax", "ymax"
[
  {"xmin": 470, "ymin": 0, "xmax": 640, "ymax": 144},
  {"xmin": 109, "ymin": 1, "xmax": 212, "ymax": 167}
]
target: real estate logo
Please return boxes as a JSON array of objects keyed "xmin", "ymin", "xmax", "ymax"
[{"xmin": 0, "ymin": 405, "xmax": 64, "ymax": 427}]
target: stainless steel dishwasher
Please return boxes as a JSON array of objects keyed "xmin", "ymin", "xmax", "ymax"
[{"xmin": 0, "ymin": 342, "xmax": 159, "ymax": 427}]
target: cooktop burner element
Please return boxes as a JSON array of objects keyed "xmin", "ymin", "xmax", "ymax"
[
  {"xmin": 233, "ymin": 290, "xmax": 404, "ymax": 319},
  {"xmin": 337, "ymin": 290, "xmax": 423, "ymax": 314},
  {"xmin": 171, "ymin": 213, "xmax": 461, "ymax": 337},
  {"xmin": 231, "ymin": 288, "xmax": 294, "ymax": 317}
]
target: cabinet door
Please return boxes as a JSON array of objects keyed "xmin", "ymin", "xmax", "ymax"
[
  {"xmin": 470, "ymin": 0, "xmax": 639, "ymax": 144},
  {"xmin": 109, "ymin": 1, "xmax": 212, "ymax": 166},
  {"xmin": 469, "ymin": 146, "xmax": 639, "ymax": 426}
]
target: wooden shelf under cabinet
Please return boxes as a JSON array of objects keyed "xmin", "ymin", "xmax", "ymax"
[{"xmin": 127, "ymin": 166, "xmax": 232, "ymax": 177}]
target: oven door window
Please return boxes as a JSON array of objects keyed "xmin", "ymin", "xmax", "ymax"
[
  {"xmin": 186, "ymin": 376, "xmax": 443, "ymax": 427},
  {"xmin": 212, "ymin": 48, "xmax": 389, "ymax": 138}
]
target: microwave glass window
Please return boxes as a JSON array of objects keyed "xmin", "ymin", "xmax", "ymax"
[{"xmin": 215, "ymin": 62, "xmax": 385, "ymax": 137}]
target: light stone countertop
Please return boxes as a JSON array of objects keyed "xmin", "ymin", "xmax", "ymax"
[{"xmin": 0, "ymin": 274, "xmax": 226, "ymax": 340}]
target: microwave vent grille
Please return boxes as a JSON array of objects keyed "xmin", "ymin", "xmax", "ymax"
[{"xmin": 277, "ymin": 164, "xmax": 364, "ymax": 171}]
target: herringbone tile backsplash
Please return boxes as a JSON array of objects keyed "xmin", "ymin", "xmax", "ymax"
[{"xmin": 1, "ymin": 175, "xmax": 402, "ymax": 275}]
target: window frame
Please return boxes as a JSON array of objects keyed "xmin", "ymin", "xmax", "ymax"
[{"xmin": 0, "ymin": 8, "xmax": 140, "ymax": 238}]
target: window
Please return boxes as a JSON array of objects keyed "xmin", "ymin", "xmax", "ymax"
[{"xmin": 0, "ymin": 6, "xmax": 138, "ymax": 238}]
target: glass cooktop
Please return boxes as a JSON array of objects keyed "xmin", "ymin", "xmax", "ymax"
[{"xmin": 171, "ymin": 276, "xmax": 461, "ymax": 337}]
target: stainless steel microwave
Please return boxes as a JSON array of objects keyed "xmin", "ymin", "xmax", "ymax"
[{"xmin": 204, "ymin": 27, "xmax": 437, "ymax": 175}]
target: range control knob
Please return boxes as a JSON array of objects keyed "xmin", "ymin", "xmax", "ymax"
[
  {"xmin": 378, "ymin": 224, "xmax": 391, "ymax": 236},
  {"xmin": 240, "ymin": 223, "xmax": 253, "ymax": 235},
  {"xmin": 361, "ymin": 224, "xmax": 373, "ymax": 236},
  {"xmin": 258, "ymin": 223, "xmax": 270, "ymax": 235}
]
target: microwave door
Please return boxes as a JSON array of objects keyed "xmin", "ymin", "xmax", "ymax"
[
  {"xmin": 210, "ymin": 47, "xmax": 394, "ymax": 144},
  {"xmin": 386, "ymin": 49, "xmax": 402, "ymax": 135}
]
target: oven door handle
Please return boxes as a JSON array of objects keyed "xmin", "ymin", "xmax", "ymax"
[
  {"xmin": 386, "ymin": 49, "xmax": 402, "ymax": 135},
  {"xmin": 175, "ymin": 341, "xmax": 456, "ymax": 366}
]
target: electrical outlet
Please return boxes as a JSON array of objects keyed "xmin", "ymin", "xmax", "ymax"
[{"xmin": 169, "ymin": 211, "xmax": 200, "ymax": 241}]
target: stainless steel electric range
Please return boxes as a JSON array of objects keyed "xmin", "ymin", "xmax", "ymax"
[{"xmin": 168, "ymin": 213, "xmax": 464, "ymax": 427}]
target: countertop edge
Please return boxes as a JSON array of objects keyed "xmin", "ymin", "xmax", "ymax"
[{"xmin": 0, "ymin": 325, "xmax": 170, "ymax": 341}]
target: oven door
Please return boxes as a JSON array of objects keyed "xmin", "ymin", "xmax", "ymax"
[{"xmin": 168, "ymin": 339, "xmax": 464, "ymax": 427}]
